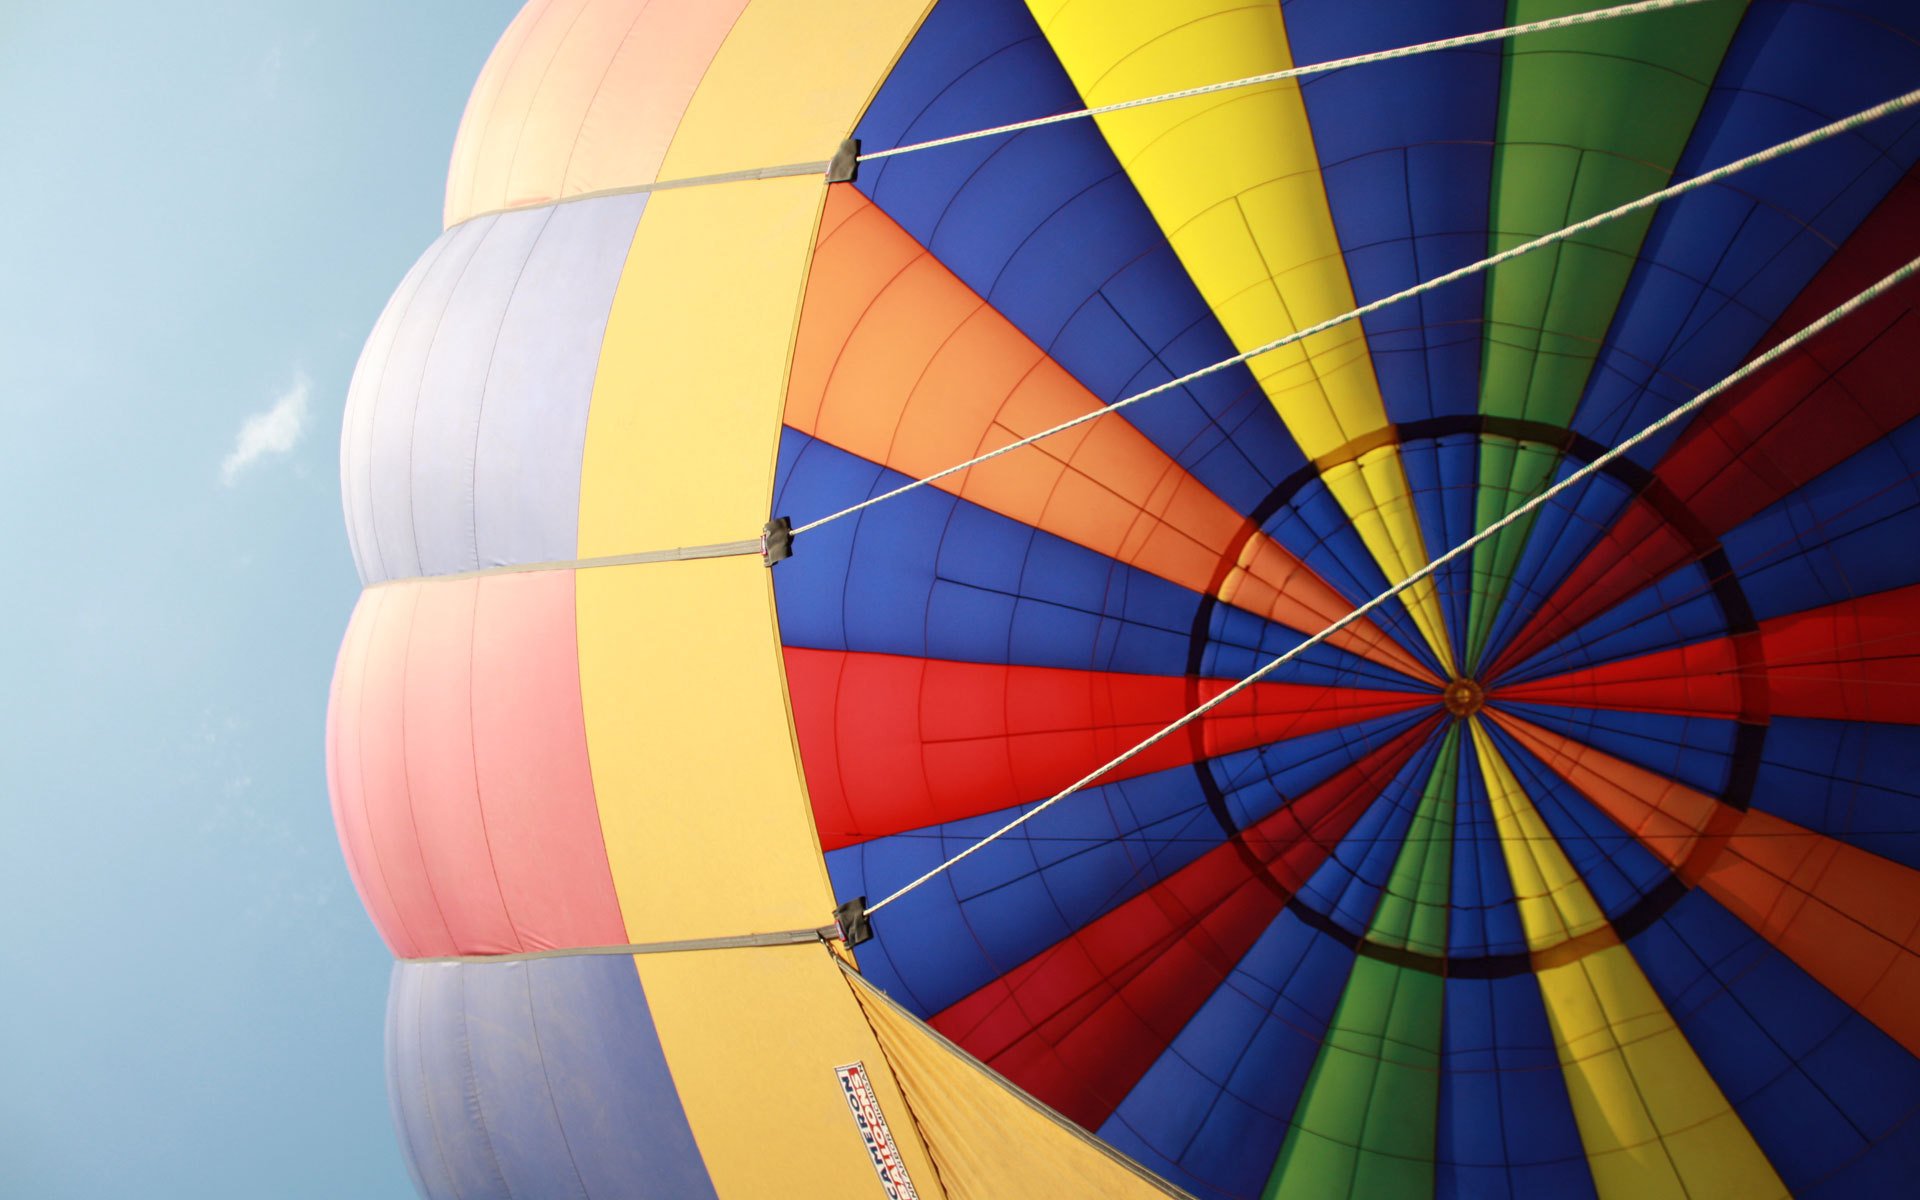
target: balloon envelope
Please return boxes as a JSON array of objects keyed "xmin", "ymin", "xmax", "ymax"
[{"xmin": 331, "ymin": 1, "xmax": 1920, "ymax": 1197}]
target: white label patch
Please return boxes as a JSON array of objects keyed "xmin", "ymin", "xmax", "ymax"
[{"xmin": 835, "ymin": 1061, "xmax": 921, "ymax": 1199}]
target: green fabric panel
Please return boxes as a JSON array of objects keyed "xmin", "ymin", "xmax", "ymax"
[
  {"xmin": 1468, "ymin": 1, "xmax": 1743, "ymax": 673},
  {"xmin": 1367, "ymin": 726, "xmax": 1460, "ymax": 955},
  {"xmin": 1481, "ymin": 0, "xmax": 1742, "ymax": 426},
  {"xmin": 1266, "ymin": 960, "xmax": 1444, "ymax": 1200},
  {"xmin": 1464, "ymin": 439, "xmax": 1559, "ymax": 673},
  {"xmin": 1266, "ymin": 731, "xmax": 1461, "ymax": 1198}
]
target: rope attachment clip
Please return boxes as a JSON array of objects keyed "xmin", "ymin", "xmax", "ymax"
[
  {"xmin": 833, "ymin": 897, "xmax": 873, "ymax": 947},
  {"xmin": 826, "ymin": 138, "xmax": 861, "ymax": 184},
  {"xmin": 762, "ymin": 516, "xmax": 794, "ymax": 566}
]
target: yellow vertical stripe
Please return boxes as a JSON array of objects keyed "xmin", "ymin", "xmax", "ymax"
[
  {"xmin": 1025, "ymin": 0, "xmax": 1455, "ymax": 674},
  {"xmin": 571, "ymin": 2, "xmax": 940, "ymax": 1193},
  {"xmin": 1467, "ymin": 721, "xmax": 1785, "ymax": 1200}
]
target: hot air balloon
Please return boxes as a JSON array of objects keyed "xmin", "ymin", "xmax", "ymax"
[{"xmin": 328, "ymin": 0, "xmax": 1920, "ymax": 1196}]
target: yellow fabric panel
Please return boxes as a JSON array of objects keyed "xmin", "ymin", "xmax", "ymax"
[
  {"xmin": 1025, "ymin": 0, "xmax": 1454, "ymax": 672},
  {"xmin": 844, "ymin": 965, "xmax": 1186, "ymax": 1199},
  {"xmin": 1537, "ymin": 949, "xmax": 1786, "ymax": 1200},
  {"xmin": 637, "ymin": 944, "xmax": 946, "ymax": 1200},
  {"xmin": 1470, "ymin": 720, "xmax": 1607, "ymax": 948},
  {"xmin": 577, "ymin": 557, "xmax": 834, "ymax": 940},
  {"xmin": 658, "ymin": 0, "xmax": 932, "ymax": 178},
  {"xmin": 576, "ymin": 176, "xmax": 824, "ymax": 553},
  {"xmin": 1323, "ymin": 452, "xmax": 1458, "ymax": 676},
  {"xmin": 576, "ymin": 0, "xmax": 930, "ymax": 554},
  {"xmin": 1468, "ymin": 721, "xmax": 1786, "ymax": 1200}
]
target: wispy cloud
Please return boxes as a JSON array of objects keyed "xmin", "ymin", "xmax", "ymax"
[{"xmin": 221, "ymin": 371, "xmax": 310, "ymax": 486}]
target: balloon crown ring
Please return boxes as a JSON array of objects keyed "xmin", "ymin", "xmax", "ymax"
[{"xmin": 1441, "ymin": 677, "xmax": 1486, "ymax": 718}]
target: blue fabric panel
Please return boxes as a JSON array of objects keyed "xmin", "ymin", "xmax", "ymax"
[
  {"xmin": 1099, "ymin": 913, "xmax": 1354, "ymax": 1200},
  {"xmin": 842, "ymin": 709, "xmax": 1425, "ymax": 1018},
  {"xmin": 1211, "ymin": 709, "xmax": 1432, "ymax": 832},
  {"xmin": 1496, "ymin": 703, "xmax": 1737, "ymax": 800},
  {"xmin": 1571, "ymin": 0, "xmax": 1920, "ymax": 463},
  {"xmin": 1500, "ymin": 561, "xmax": 1729, "ymax": 685},
  {"xmin": 1437, "ymin": 975, "xmax": 1595, "ymax": 1199},
  {"xmin": 1401, "ymin": 435, "xmax": 1481, "ymax": 666},
  {"xmin": 1198, "ymin": 598, "xmax": 1434, "ymax": 691},
  {"xmin": 774, "ymin": 430, "xmax": 1186, "ymax": 673},
  {"xmin": 1752, "ymin": 717, "xmax": 1920, "ymax": 871},
  {"xmin": 1284, "ymin": 0, "xmax": 1504, "ymax": 425},
  {"xmin": 837, "ymin": 763, "xmax": 1217, "ymax": 1017},
  {"xmin": 852, "ymin": 0, "xmax": 1307, "ymax": 520},
  {"xmin": 1477, "ymin": 462, "xmax": 1638, "ymax": 675},
  {"xmin": 1264, "ymin": 476, "xmax": 1444, "ymax": 678},
  {"xmin": 1294, "ymin": 725, "xmax": 1451, "ymax": 938},
  {"xmin": 386, "ymin": 958, "xmax": 715, "ymax": 1200},
  {"xmin": 1449, "ymin": 740, "xmax": 1528, "ymax": 958},
  {"xmin": 1485, "ymin": 722, "xmax": 1670, "ymax": 918},
  {"xmin": 774, "ymin": 429, "xmax": 1421, "ymax": 688},
  {"xmin": 1263, "ymin": 478, "xmax": 1390, "ymax": 607},
  {"xmin": 1630, "ymin": 888, "xmax": 1920, "ymax": 1195},
  {"xmin": 344, "ymin": 194, "xmax": 641, "ymax": 586},
  {"xmin": 1721, "ymin": 415, "xmax": 1920, "ymax": 621}
]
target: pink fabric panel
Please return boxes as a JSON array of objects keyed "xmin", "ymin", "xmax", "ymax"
[
  {"xmin": 325, "ymin": 574, "xmax": 626, "ymax": 958},
  {"xmin": 402, "ymin": 580, "xmax": 521, "ymax": 954},
  {"xmin": 470, "ymin": 571, "xmax": 628, "ymax": 951},
  {"xmin": 328, "ymin": 588, "xmax": 415, "ymax": 958}
]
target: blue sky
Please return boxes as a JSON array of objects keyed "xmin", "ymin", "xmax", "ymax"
[{"xmin": 0, "ymin": 5, "xmax": 522, "ymax": 1195}]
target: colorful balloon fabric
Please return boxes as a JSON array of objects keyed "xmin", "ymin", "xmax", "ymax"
[{"xmin": 329, "ymin": 1, "xmax": 1920, "ymax": 1197}]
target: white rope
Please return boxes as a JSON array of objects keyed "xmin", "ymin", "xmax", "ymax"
[
  {"xmin": 858, "ymin": 0, "xmax": 1722, "ymax": 163},
  {"xmin": 862, "ymin": 255, "xmax": 1920, "ymax": 917},
  {"xmin": 793, "ymin": 86, "xmax": 1920, "ymax": 538}
]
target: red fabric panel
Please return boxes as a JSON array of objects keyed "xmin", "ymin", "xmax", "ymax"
[
  {"xmin": 927, "ymin": 717, "xmax": 1440, "ymax": 1129},
  {"xmin": 1489, "ymin": 171, "xmax": 1920, "ymax": 681},
  {"xmin": 1491, "ymin": 582, "xmax": 1920, "ymax": 724},
  {"xmin": 1493, "ymin": 636, "xmax": 1748, "ymax": 719},
  {"xmin": 324, "ymin": 574, "xmax": 627, "ymax": 959},
  {"xmin": 1758, "ymin": 583, "xmax": 1920, "ymax": 723},
  {"xmin": 786, "ymin": 647, "xmax": 1435, "ymax": 849},
  {"xmin": 469, "ymin": 572, "xmax": 627, "ymax": 951}
]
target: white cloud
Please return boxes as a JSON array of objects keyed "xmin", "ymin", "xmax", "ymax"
[{"xmin": 221, "ymin": 372, "xmax": 311, "ymax": 486}]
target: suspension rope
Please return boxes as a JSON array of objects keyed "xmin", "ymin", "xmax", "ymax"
[
  {"xmin": 793, "ymin": 87, "xmax": 1920, "ymax": 538},
  {"xmin": 858, "ymin": 0, "xmax": 1721, "ymax": 164},
  {"xmin": 861, "ymin": 255, "xmax": 1920, "ymax": 918}
]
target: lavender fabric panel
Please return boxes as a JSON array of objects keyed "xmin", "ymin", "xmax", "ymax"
[
  {"xmin": 341, "ymin": 194, "xmax": 645, "ymax": 585},
  {"xmin": 408, "ymin": 208, "xmax": 553, "ymax": 579},
  {"xmin": 344, "ymin": 217, "xmax": 491, "ymax": 584},
  {"xmin": 473, "ymin": 191, "xmax": 646, "ymax": 572},
  {"xmin": 341, "ymin": 233, "xmax": 447, "ymax": 583}
]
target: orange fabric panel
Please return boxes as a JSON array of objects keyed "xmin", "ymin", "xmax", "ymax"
[
  {"xmin": 786, "ymin": 187, "xmax": 1436, "ymax": 684},
  {"xmin": 1495, "ymin": 710, "xmax": 1920, "ymax": 1057},
  {"xmin": 444, "ymin": 0, "xmax": 750, "ymax": 226}
]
